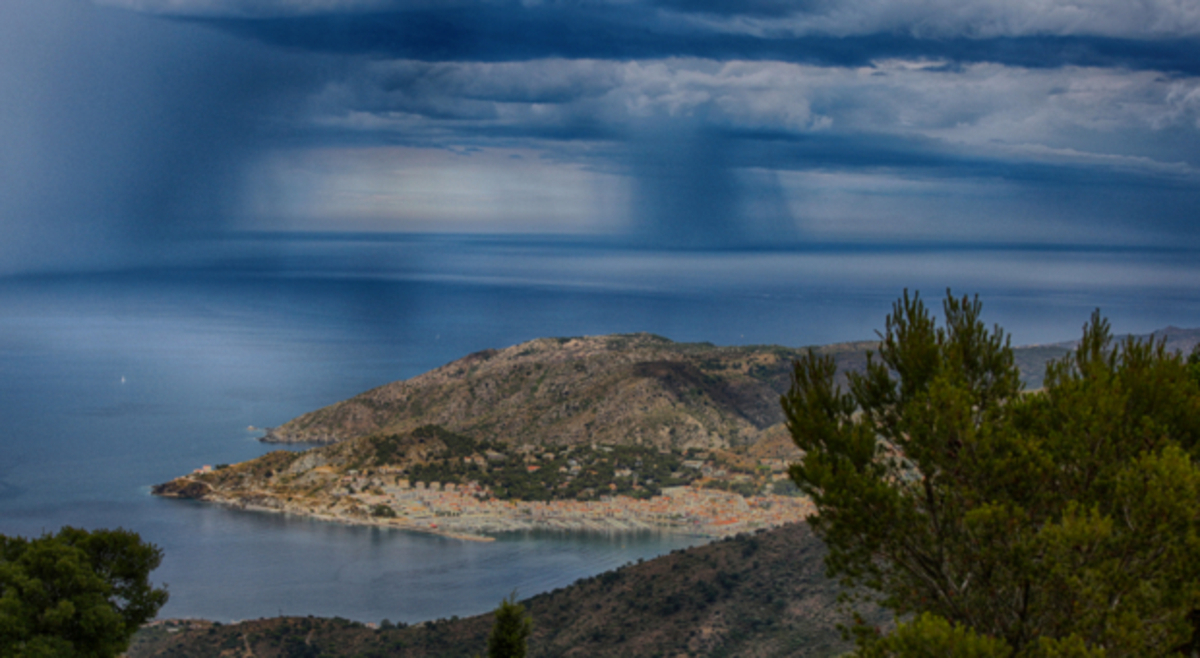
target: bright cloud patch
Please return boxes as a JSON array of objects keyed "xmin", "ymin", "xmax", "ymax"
[{"xmin": 246, "ymin": 147, "xmax": 626, "ymax": 232}]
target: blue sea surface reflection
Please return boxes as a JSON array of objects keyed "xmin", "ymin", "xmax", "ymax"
[
  {"xmin": 149, "ymin": 505, "xmax": 697, "ymax": 623},
  {"xmin": 1, "ymin": 234, "xmax": 1198, "ymax": 622}
]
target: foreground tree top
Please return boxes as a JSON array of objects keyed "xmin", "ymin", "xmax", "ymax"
[
  {"xmin": 0, "ymin": 526, "xmax": 168, "ymax": 658},
  {"xmin": 487, "ymin": 591, "xmax": 533, "ymax": 658},
  {"xmin": 784, "ymin": 290, "xmax": 1200, "ymax": 657}
]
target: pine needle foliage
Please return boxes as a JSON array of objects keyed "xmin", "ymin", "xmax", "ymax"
[
  {"xmin": 486, "ymin": 592, "xmax": 532, "ymax": 658},
  {"xmin": 0, "ymin": 527, "xmax": 168, "ymax": 657},
  {"xmin": 783, "ymin": 290, "xmax": 1200, "ymax": 657}
]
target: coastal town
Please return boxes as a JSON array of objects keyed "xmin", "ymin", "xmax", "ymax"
[
  {"xmin": 169, "ymin": 471, "xmax": 813, "ymax": 542},
  {"xmin": 160, "ymin": 429, "xmax": 814, "ymax": 542}
]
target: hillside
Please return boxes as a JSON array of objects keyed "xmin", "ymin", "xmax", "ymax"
[
  {"xmin": 129, "ymin": 522, "xmax": 886, "ymax": 658},
  {"xmin": 261, "ymin": 333, "xmax": 872, "ymax": 449},
  {"xmin": 261, "ymin": 332, "xmax": 1076, "ymax": 449}
]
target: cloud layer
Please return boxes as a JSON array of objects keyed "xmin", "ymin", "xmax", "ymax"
[
  {"xmin": 0, "ymin": 0, "xmax": 326, "ymax": 271},
  {"xmin": 100, "ymin": 0, "xmax": 1200, "ymax": 40},
  {"xmin": 3, "ymin": 0, "xmax": 1198, "ymax": 266}
]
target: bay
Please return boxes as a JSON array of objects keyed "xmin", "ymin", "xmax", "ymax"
[{"xmin": 1, "ymin": 233, "xmax": 1198, "ymax": 623}]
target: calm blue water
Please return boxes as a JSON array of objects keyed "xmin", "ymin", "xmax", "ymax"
[{"xmin": 1, "ymin": 234, "xmax": 1198, "ymax": 622}]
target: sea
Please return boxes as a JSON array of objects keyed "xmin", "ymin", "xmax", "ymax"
[{"xmin": 1, "ymin": 233, "xmax": 1198, "ymax": 624}]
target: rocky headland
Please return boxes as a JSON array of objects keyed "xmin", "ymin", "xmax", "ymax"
[{"xmin": 153, "ymin": 331, "xmax": 1103, "ymax": 539}]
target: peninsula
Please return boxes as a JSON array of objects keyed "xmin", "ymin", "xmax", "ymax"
[{"xmin": 152, "ymin": 331, "xmax": 1093, "ymax": 539}]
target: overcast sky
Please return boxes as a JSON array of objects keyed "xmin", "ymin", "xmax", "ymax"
[{"xmin": 2, "ymin": 0, "xmax": 1199, "ymax": 270}]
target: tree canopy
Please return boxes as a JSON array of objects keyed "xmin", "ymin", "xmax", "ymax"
[
  {"xmin": 0, "ymin": 526, "xmax": 168, "ymax": 657},
  {"xmin": 487, "ymin": 591, "xmax": 532, "ymax": 658},
  {"xmin": 783, "ymin": 290, "xmax": 1200, "ymax": 657}
]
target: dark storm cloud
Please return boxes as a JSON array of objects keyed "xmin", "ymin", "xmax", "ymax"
[
  {"xmin": 7, "ymin": 0, "xmax": 1197, "ymax": 259},
  {"xmin": 269, "ymin": 41, "xmax": 1200, "ymax": 247},
  {"xmin": 737, "ymin": 128, "xmax": 1196, "ymax": 188},
  {"xmin": 652, "ymin": 0, "xmax": 821, "ymax": 18},
  {"xmin": 0, "ymin": 0, "xmax": 324, "ymax": 271},
  {"xmin": 196, "ymin": 9, "xmax": 1200, "ymax": 74},
  {"xmin": 629, "ymin": 126, "xmax": 742, "ymax": 248},
  {"xmin": 347, "ymin": 60, "xmax": 620, "ymax": 119},
  {"xmin": 627, "ymin": 126, "xmax": 802, "ymax": 248},
  {"xmin": 627, "ymin": 126, "xmax": 1199, "ymax": 248},
  {"xmin": 304, "ymin": 56, "xmax": 1200, "ymax": 172}
]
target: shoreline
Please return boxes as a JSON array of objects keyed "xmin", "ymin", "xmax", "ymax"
[{"xmin": 154, "ymin": 478, "xmax": 813, "ymax": 542}]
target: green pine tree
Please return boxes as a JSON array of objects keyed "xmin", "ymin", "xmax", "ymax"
[
  {"xmin": 0, "ymin": 526, "xmax": 169, "ymax": 657},
  {"xmin": 783, "ymin": 290, "xmax": 1200, "ymax": 657},
  {"xmin": 486, "ymin": 591, "xmax": 532, "ymax": 658}
]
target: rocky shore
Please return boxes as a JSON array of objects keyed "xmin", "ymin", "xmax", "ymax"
[{"xmin": 152, "ymin": 475, "xmax": 813, "ymax": 542}]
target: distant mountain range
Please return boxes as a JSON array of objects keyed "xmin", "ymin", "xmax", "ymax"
[{"xmin": 1044, "ymin": 325, "xmax": 1200, "ymax": 354}]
